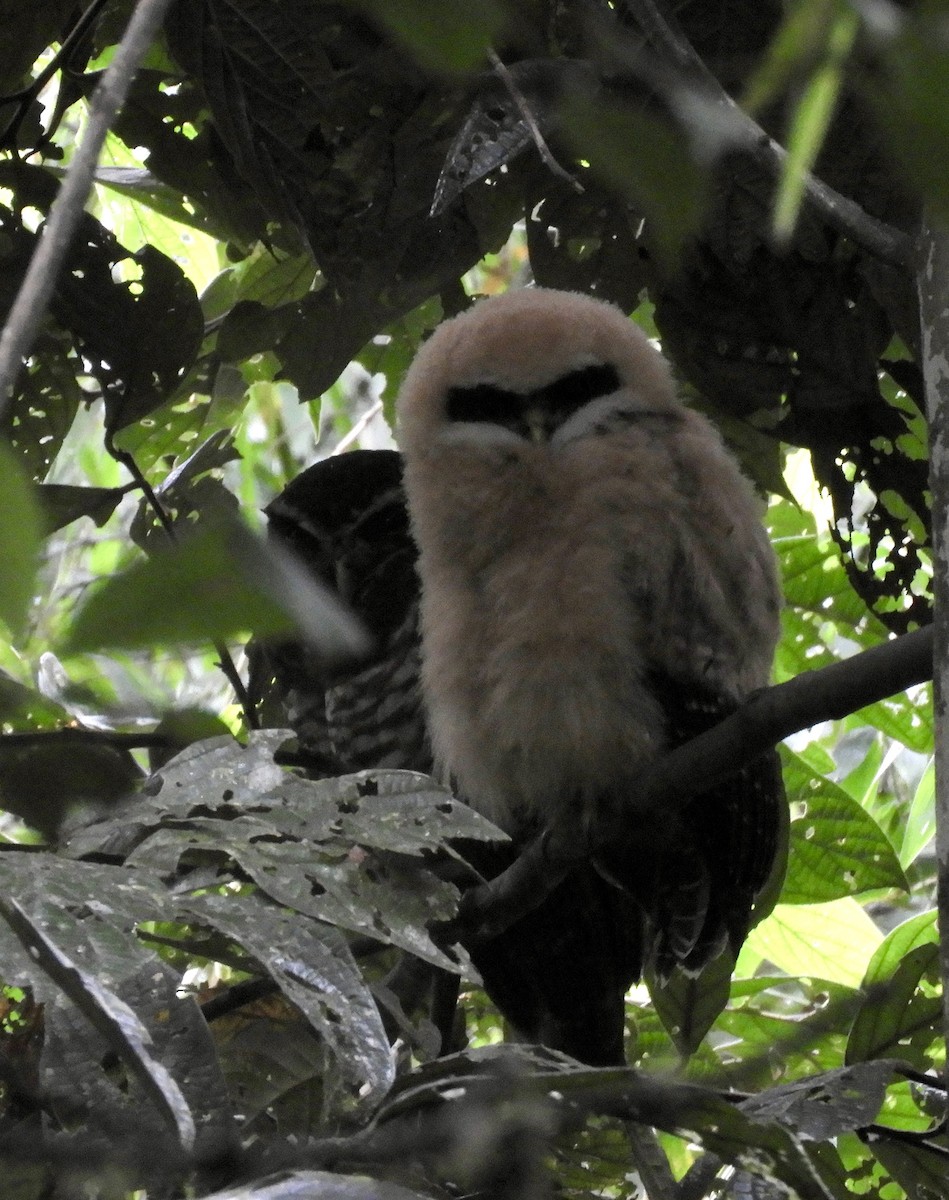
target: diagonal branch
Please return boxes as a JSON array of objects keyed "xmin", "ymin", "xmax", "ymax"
[
  {"xmin": 453, "ymin": 625, "xmax": 932, "ymax": 945},
  {"xmin": 641, "ymin": 624, "xmax": 932, "ymax": 812},
  {"xmin": 620, "ymin": 0, "xmax": 913, "ymax": 268}
]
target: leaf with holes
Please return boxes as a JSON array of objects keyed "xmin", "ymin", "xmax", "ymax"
[
  {"xmin": 846, "ymin": 910, "xmax": 940, "ymax": 1068},
  {"xmin": 781, "ymin": 749, "xmax": 908, "ymax": 903}
]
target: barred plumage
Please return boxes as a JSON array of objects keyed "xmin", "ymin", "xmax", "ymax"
[{"xmin": 254, "ymin": 449, "xmax": 429, "ymax": 775}]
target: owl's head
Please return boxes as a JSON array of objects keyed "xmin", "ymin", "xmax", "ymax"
[{"xmin": 397, "ymin": 288, "xmax": 678, "ymax": 455}]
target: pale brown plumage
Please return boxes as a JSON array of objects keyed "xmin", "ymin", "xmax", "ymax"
[
  {"xmin": 397, "ymin": 288, "xmax": 785, "ymax": 1062},
  {"xmin": 399, "ymin": 289, "xmax": 779, "ymax": 824}
]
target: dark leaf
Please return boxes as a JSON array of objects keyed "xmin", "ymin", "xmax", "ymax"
[
  {"xmin": 353, "ymin": 0, "xmax": 506, "ymax": 72},
  {"xmin": 0, "ymin": 895, "xmax": 194, "ymax": 1149},
  {"xmin": 526, "ymin": 180, "xmax": 646, "ymax": 311},
  {"xmin": 180, "ymin": 889, "xmax": 393, "ymax": 1120},
  {"xmin": 864, "ymin": 13, "xmax": 949, "ymax": 222},
  {"xmin": 40, "ymin": 957, "xmax": 233, "ymax": 1164},
  {"xmin": 645, "ymin": 950, "xmax": 733, "ymax": 1056},
  {"xmin": 129, "ymin": 430, "xmax": 241, "ymax": 550},
  {"xmin": 0, "ymin": 736, "xmax": 142, "ymax": 839},
  {"xmin": 196, "ymin": 1169, "xmax": 437, "ymax": 1200},
  {"xmin": 36, "ymin": 483, "xmax": 129, "ymax": 533},
  {"xmin": 868, "ymin": 1136, "xmax": 949, "ymax": 1200},
  {"xmin": 739, "ymin": 1061, "xmax": 904, "ymax": 1140},
  {"xmin": 66, "ymin": 733, "xmax": 494, "ymax": 968},
  {"xmin": 0, "ymin": 856, "xmax": 174, "ymax": 986}
]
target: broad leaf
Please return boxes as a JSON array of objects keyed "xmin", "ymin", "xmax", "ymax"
[
  {"xmin": 63, "ymin": 518, "xmax": 369, "ymax": 658},
  {"xmin": 781, "ymin": 749, "xmax": 909, "ymax": 903}
]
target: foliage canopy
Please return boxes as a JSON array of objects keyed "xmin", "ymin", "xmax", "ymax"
[{"xmin": 0, "ymin": 2, "xmax": 945, "ymax": 1198}]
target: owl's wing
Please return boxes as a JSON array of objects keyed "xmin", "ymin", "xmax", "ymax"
[{"xmin": 614, "ymin": 672, "xmax": 787, "ymax": 982}]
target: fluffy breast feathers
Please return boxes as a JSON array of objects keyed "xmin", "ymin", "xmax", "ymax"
[{"xmin": 397, "ymin": 288, "xmax": 781, "ymax": 831}]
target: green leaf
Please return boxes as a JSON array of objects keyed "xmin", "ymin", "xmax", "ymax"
[
  {"xmin": 855, "ymin": 688, "xmax": 933, "ymax": 756},
  {"xmin": 743, "ymin": 0, "xmax": 843, "ymax": 114},
  {"xmin": 869, "ymin": 12, "xmax": 949, "ymax": 221},
  {"xmin": 847, "ymin": 947, "xmax": 941, "ymax": 1070},
  {"xmin": 746, "ymin": 899, "xmax": 882, "ymax": 987},
  {"xmin": 92, "ymin": 164, "xmax": 219, "ymax": 239},
  {"xmin": 777, "ymin": 530, "xmax": 874, "ymax": 627},
  {"xmin": 352, "ymin": 0, "xmax": 507, "ymax": 71},
  {"xmin": 846, "ymin": 910, "xmax": 940, "ymax": 1068},
  {"xmin": 646, "ymin": 952, "xmax": 734, "ymax": 1056},
  {"xmin": 0, "ymin": 673, "xmax": 71, "ymax": 731},
  {"xmin": 873, "ymin": 1078, "xmax": 940, "ymax": 1134},
  {"xmin": 716, "ymin": 980, "xmax": 855, "ymax": 1082},
  {"xmin": 900, "ymin": 759, "xmax": 935, "ymax": 868},
  {"xmin": 561, "ymin": 95, "xmax": 705, "ymax": 269},
  {"xmin": 62, "ymin": 518, "xmax": 369, "ymax": 658},
  {"xmin": 772, "ymin": 8, "xmax": 859, "ymax": 241},
  {"xmin": 0, "ymin": 442, "xmax": 42, "ymax": 636},
  {"xmin": 781, "ymin": 749, "xmax": 909, "ymax": 902},
  {"xmin": 226, "ymin": 246, "xmax": 318, "ymax": 309},
  {"xmin": 111, "ymin": 393, "xmax": 216, "ymax": 476},
  {"xmin": 859, "ymin": 909, "xmax": 938, "ymax": 984}
]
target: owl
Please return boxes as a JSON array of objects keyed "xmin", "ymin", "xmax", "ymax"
[
  {"xmin": 396, "ymin": 288, "xmax": 785, "ymax": 1062},
  {"xmin": 261, "ymin": 289, "xmax": 785, "ymax": 1065},
  {"xmin": 254, "ymin": 449, "xmax": 428, "ymax": 775}
]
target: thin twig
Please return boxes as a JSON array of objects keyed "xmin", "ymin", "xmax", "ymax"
[
  {"xmin": 0, "ymin": 0, "xmax": 176, "ymax": 417},
  {"xmin": 0, "ymin": 0, "xmax": 109, "ymax": 149},
  {"xmin": 487, "ymin": 48, "xmax": 584, "ymax": 194},
  {"xmin": 105, "ymin": 432, "xmax": 259, "ymax": 730},
  {"xmin": 332, "ymin": 398, "xmax": 385, "ymax": 455},
  {"xmin": 0, "ymin": 727, "xmax": 172, "ymax": 750}
]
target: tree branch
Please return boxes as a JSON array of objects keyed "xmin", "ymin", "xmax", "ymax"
[
  {"xmin": 620, "ymin": 0, "xmax": 913, "ymax": 267},
  {"xmin": 0, "ymin": 727, "xmax": 172, "ymax": 750},
  {"xmin": 453, "ymin": 625, "xmax": 932, "ymax": 945},
  {"xmin": 918, "ymin": 210, "xmax": 949, "ymax": 1090},
  {"xmin": 486, "ymin": 48, "xmax": 584, "ymax": 194},
  {"xmin": 642, "ymin": 624, "xmax": 932, "ymax": 812}
]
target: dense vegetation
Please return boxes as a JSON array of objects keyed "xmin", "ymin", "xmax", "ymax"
[{"xmin": 0, "ymin": 2, "xmax": 945, "ymax": 1197}]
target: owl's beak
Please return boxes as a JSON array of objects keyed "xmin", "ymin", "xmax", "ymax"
[{"xmin": 524, "ymin": 406, "xmax": 548, "ymax": 443}]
